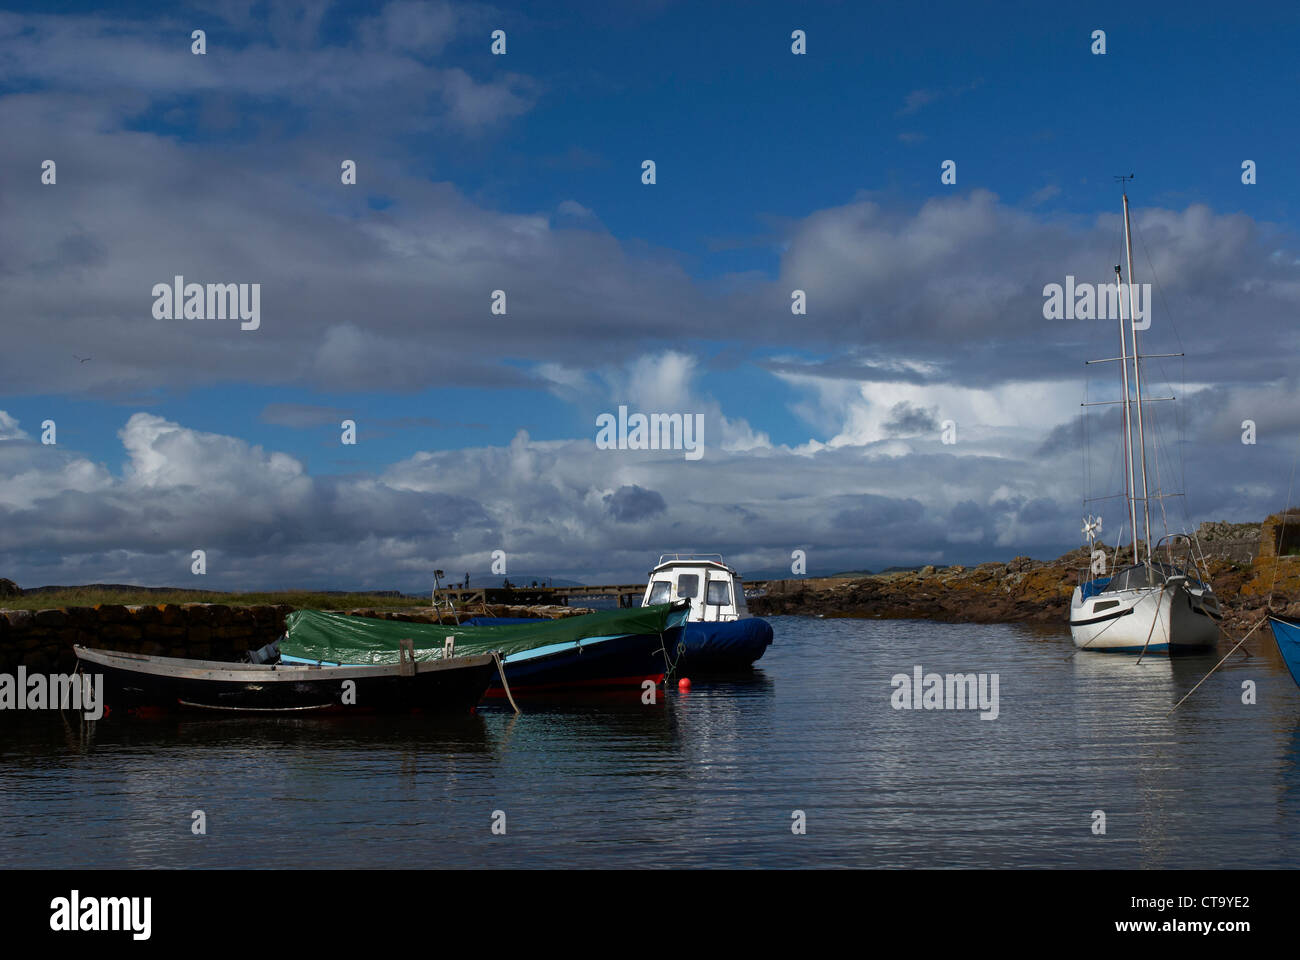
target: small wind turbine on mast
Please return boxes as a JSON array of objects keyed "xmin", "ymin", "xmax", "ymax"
[{"xmin": 1082, "ymin": 514, "xmax": 1104, "ymax": 570}]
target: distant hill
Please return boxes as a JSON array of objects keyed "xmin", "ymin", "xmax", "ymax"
[
  {"xmin": 24, "ymin": 583, "xmax": 227, "ymax": 596},
  {"xmin": 22, "ymin": 583, "xmax": 406, "ymax": 597}
]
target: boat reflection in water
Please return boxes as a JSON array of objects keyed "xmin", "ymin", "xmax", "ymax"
[{"xmin": 1069, "ymin": 645, "xmax": 1271, "ymax": 867}]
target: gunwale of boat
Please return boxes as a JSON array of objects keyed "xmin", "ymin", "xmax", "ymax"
[{"xmin": 74, "ymin": 644, "xmax": 496, "ymax": 683}]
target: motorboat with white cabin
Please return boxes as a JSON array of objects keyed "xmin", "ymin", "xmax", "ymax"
[{"xmin": 642, "ymin": 555, "xmax": 773, "ymax": 670}]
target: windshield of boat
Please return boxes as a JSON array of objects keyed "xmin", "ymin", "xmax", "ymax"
[
  {"xmin": 1100, "ymin": 562, "xmax": 1200, "ymax": 592},
  {"xmin": 676, "ymin": 574, "xmax": 699, "ymax": 599},
  {"xmin": 647, "ymin": 580, "xmax": 671, "ymax": 605},
  {"xmin": 707, "ymin": 579, "xmax": 731, "ymax": 605}
]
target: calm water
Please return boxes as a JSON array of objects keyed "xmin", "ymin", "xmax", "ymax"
[{"xmin": 3, "ymin": 616, "xmax": 1300, "ymax": 868}]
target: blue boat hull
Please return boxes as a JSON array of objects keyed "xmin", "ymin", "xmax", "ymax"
[
  {"xmin": 1270, "ymin": 616, "xmax": 1300, "ymax": 688},
  {"xmin": 667, "ymin": 618, "xmax": 773, "ymax": 672}
]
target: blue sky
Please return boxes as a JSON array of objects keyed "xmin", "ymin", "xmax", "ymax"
[{"xmin": 2, "ymin": 0, "xmax": 1300, "ymax": 589}]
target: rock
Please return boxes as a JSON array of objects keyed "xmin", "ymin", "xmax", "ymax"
[
  {"xmin": 248, "ymin": 605, "xmax": 284, "ymax": 630},
  {"xmin": 0, "ymin": 578, "xmax": 20, "ymax": 598},
  {"xmin": 156, "ymin": 604, "xmax": 184, "ymax": 625},
  {"xmin": 95, "ymin": 604, "xmax": 132, "ymax": 623},
  {"xmin": 3, "ymin": 609, "xmax": 33, "ymax": 629},
  {"xmin": 180, "ymin": 603, "xmax": 219, "ymax": 623},
  {"xmin": 33, "ymin": 609, "xmax": 68, "ymax": 628},
  {"xmin": 146, "ymin": 624, "xmax": 189, "ymax": 641},
  {"xmin": 60, "ymin": 606, "xmax": 98, "ymax": 627},
  {"xmin": 125, "ymin": 604, "xmax": 161, "ymax": 623},
  {"xmin": 100, "ymin": 624, "xmax": 143, "ymax": 643}
]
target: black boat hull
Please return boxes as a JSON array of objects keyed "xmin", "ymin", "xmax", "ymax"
[{"xmin": 483, "ymin": 629, "xmax": 674, "ymax": 697}]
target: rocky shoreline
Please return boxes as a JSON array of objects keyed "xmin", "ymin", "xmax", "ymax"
[{"xmin": 749, "ymin": 516, "xmax": 1300, "ymax": 636}]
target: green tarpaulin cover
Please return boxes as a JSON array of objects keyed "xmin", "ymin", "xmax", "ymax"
[{"xmin": 279, "ymin": 602, "xmax": 688, "ymax": 665}]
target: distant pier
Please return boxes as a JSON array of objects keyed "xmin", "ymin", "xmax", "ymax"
[{"xmin": 434, "ymin": 580, "xmax": 777, "ymax": 610}]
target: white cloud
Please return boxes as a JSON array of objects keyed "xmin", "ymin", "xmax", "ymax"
[{"xmin": 0, "ymin": 411, "xmax": 29, "ymax": 441}]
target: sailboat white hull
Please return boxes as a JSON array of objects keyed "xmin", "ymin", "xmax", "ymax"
[{"xmin": 1069, "ymin": 579, "xmax": 1220, "ymax": 654}]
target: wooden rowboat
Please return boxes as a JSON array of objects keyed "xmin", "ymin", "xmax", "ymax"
[{"xmin": 74, "ymin": 643, "xmax": 499, "ymax": 715}]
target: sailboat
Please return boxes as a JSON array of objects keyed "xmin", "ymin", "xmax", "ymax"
[{"xmin": 1068, "ymin": 187, "xmax": 1223, "ymax": 654}]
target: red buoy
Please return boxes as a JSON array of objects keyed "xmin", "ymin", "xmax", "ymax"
[{"xmin": 678, "ymin": 677, "xmax": 691, "ymax": 691}]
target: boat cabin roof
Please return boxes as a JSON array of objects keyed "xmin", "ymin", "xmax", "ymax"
[
  {"xmin": 649, "ymin": 554, "xmax": 739, "ymax": 577},
  {"xmin": 642, "ymin": 554, "xmax": 749, "ymax": 620}
]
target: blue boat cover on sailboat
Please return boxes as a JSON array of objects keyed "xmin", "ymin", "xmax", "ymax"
[{"xmin": 1079, "ymin": 577, "xmax": 1112, "ymax": 601}]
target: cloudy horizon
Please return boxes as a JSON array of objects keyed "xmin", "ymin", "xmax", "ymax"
[{"xmin": 3, "ymin": 1, "xmax": 1299, "ymax": 592}]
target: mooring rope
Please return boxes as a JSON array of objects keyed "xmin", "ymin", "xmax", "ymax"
[
  {"xmin": 658, "ymin": 629, "xmax": 687, "ymax": 679},
  {"xmin": 491, "ymin": 650, "xmax": 520, "ymax": 714},
  {"xmin": 1165, "ymin": 615, "xmax": 1269, "ymax": 718}
]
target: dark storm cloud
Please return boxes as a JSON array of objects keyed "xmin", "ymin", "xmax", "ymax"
[
  {"xmin": 603, "ymin": 484, "xmax": 668, "ymax": 523},
  {"xmin": 882, "ymin": 401, "xmax": 939, "ymax": 436}
]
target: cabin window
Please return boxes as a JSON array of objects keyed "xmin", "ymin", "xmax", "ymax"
[
  {"xmin": 676, "ymin": 574, "xmax": 700, "ymax": 598},
  {"xmin": 647, "ymin": 581, "xmax": 671, "ymax": 605},
  {"xmin": 707, "ymin": 579, "xmax": 731, "ymax": 605}
]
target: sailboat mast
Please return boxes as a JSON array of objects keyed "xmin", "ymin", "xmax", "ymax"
[
  {"xmin": 1122, "ymin": 192, "xmax": 1153, "ymax": 565},
  {"xmin": 1114, "ymin": 263, "xmax": 1138, "ymax": 566}
]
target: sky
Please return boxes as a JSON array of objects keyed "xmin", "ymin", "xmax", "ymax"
[{"xmin": 2, "ymin": 0, "xmax": 1300, "ymax": 591}]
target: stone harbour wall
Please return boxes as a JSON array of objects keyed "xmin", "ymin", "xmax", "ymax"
[{"xmin": 0, "ymin": 602, "xmax": 589, "ymax": 675}]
